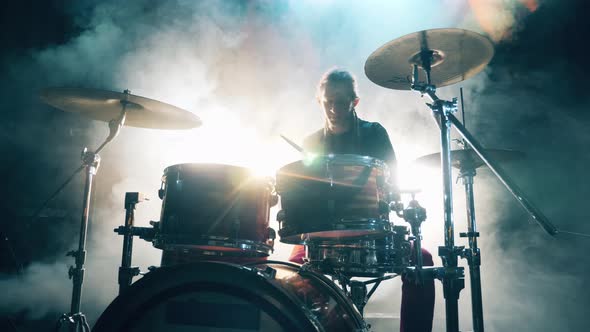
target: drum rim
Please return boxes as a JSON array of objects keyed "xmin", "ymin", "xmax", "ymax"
[
  {"xmin": 163, "ymin": 162, "xmax": 254, "ymax": 175},
  {"xmin": 153, "ymin": 235, "xmax": 273, "ymax": 256},
  {"xmin": 277, "ymin": 153, "xmax": 389, "ymax": 174},
  {"xmin": 247, "ymin": 260, "xmax": 368, "ymax": 330},
  {"xmin": 278, "ymin": 218, "xmax": 392, "ymax": 244},
  {"xmin": 93, "ymin": 262, "xmax": 326, "ymax": 332}
]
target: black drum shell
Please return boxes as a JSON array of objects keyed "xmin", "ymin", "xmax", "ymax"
[
  {"xmin": 156, "ymin": 163, "xmax": 275, "ymax": 262},
  {"xmin": 93, "ymin": 261, "xmax": 366, "ymax": 332},
  {"xmin": 276, "ymin": 155, "xmax": 392, "ymax": 243}
]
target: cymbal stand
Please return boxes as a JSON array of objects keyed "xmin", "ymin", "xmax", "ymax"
[
  {"xmin": 55, "ymin": 90, "xmax": 131, "ymax": 332},
  {"xmin": 457, "ymin": 161, "xmax": 484, "ymax": 332},
  {"xmin": 456, "ymin": 88, "xmax": 485, "ymax": 332},
  {"xmin": 410, "ymin": 59, "xmax": 465, "ymax": 332},
  {"xmin": 410, "ymin": 48, "xmax": 558, "ymax": 331}
]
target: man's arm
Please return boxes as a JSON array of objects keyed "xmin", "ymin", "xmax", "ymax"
[
  {"xmin": 302, "ymin": 129, "xmax": 325, "ymax": 154},
  {"xmin": 372, "ymin": 123, "xmax": 401, "ymax": 203}
]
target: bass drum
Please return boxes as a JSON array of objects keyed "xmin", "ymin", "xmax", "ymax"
[{"xmin": 93, "ymin": 261, "xmax": 367, "ymax": 332}]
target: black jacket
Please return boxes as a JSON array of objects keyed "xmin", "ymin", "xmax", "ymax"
[{"xmin": 302, "ymin": 118, "xmax": 396, "ymax": 166}]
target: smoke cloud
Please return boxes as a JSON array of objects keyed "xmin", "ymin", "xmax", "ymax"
[{"xmin": 2, "ymin": 1, "xmax": 589, "ymax": 331}]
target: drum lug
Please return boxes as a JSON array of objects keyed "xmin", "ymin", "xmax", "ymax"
[
  {"xmin": 250, "ymin": 265, "xmax": 277, "ymax": 279},
  {"xmin": 263, "ymin": 266, "xmax": 277, "ymax": 279},
  {"xmin": 276, "ymin": 210, "xmax": 285, "ymax": 222},
  {"xmin": 270, "ymin": 192, "xmax": 279, "ymax": 207},
  {"xmin": 266, "ymin": 228, "xmax": 276, "ymax": 251}
]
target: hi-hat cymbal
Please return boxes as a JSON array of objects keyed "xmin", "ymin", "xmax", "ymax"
[
  {"xmin": 414, "ymin": 149, "xmax": 525, "ymax": 171},
  {"xmin": 365, "ymin": 28, "xmax": 494, "ymax": 90},
  {"xmin": 40, "ymin": 87, "xmax": 202, "ymax": 129}
]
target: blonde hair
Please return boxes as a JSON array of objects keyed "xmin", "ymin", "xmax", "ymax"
[
  {"xmin": 316, "ymin": 68, "xmax": 359, "ymax": 101},
  {"xmin": 318, "ymin": 68, "xmax": 361, "ymax": 149}
]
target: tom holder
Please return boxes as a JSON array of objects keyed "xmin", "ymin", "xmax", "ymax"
[
  {"xmin": 114, "ymin": 192, "xmax": 152, "ymax": 294},
  {"xmin": 401, "ymin": 196, "xmax": 428, "ymax": 281}
]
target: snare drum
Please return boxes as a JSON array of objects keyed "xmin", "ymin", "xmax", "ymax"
[
  {"xmin": 276, "ymin": 154, "xmax": 392, "ymax": 244},
  {"xmin": 93, "ymin": 261, "xmax": 367, "ymax": 332},
  {"xmin": 306, "ymin": 225, "xmax": 411, "ymax": 277},
  {"xmin": 154, "ymin": 163, "xmax": 277, "ymax": 264}
]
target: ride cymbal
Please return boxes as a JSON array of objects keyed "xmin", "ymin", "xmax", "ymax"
[
  {"xmin": 414, "ymin": 149, "xmax": 525, "ymax": 171},
  {"xmin": 40, "ymin": 87, "xmax": 202, "ymax": 129},
  {"xmin": 365, "ymin": 28, "xmax": 494, "ymax": 90}
]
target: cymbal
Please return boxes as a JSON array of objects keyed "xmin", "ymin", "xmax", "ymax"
[
  {"xmin": 40, "ymin": 87, "xmax": 202, "ymax": 129},
  {"xmin": 414, "ymin": 149, "xmax": 525, "ymax": 171},
  {"xmin": 365, "ymin": 28, "xmax": 494, "ymax": 90}
]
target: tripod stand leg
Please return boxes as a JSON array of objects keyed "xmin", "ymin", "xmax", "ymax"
[
  {"xmin": 461, "ymin": 172, "xmax": 485, "ymax": 332},
  {"xmin": 70, "ymin": 160, "xmax": 97, "ymax": 314},
  {"xmin": 468, "ymin": 257, "xmax": 484, "ymax": 332},
  {"xmin": 442, "ymin": 276, "xmax": 465, "ymax": 332}
]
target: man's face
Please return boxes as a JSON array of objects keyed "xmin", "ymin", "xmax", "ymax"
[{"xmin": 319, "ymin": 82, "xmax": 358, "ymax": 133}]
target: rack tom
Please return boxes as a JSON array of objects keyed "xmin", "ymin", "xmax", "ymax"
[
  {"xmin": 154, "ymin": 163, "xmax": 277, "ymax": 264},
  {"xmin": 276, "ymin": 154, "xmax": 393, "ymax": 244}
]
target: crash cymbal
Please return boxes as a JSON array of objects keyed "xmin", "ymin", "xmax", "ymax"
[
  {"xmin": 40, "ymin": 87, "xmax": 202, "ymax": 129},
  {"xmin": 414, "ymin": 149, "xmax": 525, "ymax": 171},
  {"xmin": 365, "ymin": 28, "xmax": 494, "ymax": 90}
]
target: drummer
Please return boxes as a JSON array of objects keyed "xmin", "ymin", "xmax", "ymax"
[{"xmin": 288, "ymin": 68, "xmax": 435, "ymax": 332}]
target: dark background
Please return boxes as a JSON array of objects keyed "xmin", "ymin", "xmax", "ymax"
[{"xmin": 1, "ymin": 0, "xmax": 590, "ymax": 331}]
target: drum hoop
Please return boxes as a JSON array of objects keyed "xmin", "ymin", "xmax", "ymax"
[
  {"xmin": 163, "ymin": 162, "xmax": 253, "ymax": 174},
  {"xmin": 277, "ymin": 154, "xmax": 389, "ymax": 175},
  {"xmin": 94, "ymin": 262, "xmax": 321, "ymax": 332},
  {"xmin": 325, "ymin": 265, "xmax": 396, "ymax": 277},
  {"xmin": 334, "ymin": 218, "xmax": 392, "ymax": 228},
  {"xmin": 322, "ymin": 154, "xmax": 388, "ymax": 168},
  {"xmin": 279, "ymin": 218, "xmax": 392, "ymax": 244},
  {"xmin": 281, "ymin": 218, "xmax": 391, "ymax": 232},
  {"xmin": 308, "ymin": 241, "xmax": 394, "ymax": 249},
  {"xmin": 247, "ymin": 261, "xmax": 368, "ymax": 330},
  {"xmin": 153, "ymin": 235, "xmax": 273, "ymax": 256}
]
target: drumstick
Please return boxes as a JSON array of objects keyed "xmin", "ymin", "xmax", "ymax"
[{"xmin": 280, "ymin": 134, "xmax": 305, "ymax": 153}]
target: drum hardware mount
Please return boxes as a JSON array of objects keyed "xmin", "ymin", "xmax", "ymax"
[
  {"xmin": 333, "ymin": 271, "xmax": 398, "ymax": 316},
  {"xmin": 115, "ymin": 192, "xmax": 151, "ymax": 294},
  {"xmin": 113, "ymin": 192, "xmax": 160, "ymax": 293},
  {"xmin": 397, "ymin": 193, "xmax": 428, "ymax": 273}
]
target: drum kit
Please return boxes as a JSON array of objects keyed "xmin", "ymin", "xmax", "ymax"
[{"xmin": 39, "ymin": 28, "xmax": 558, "ymax": 332}]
